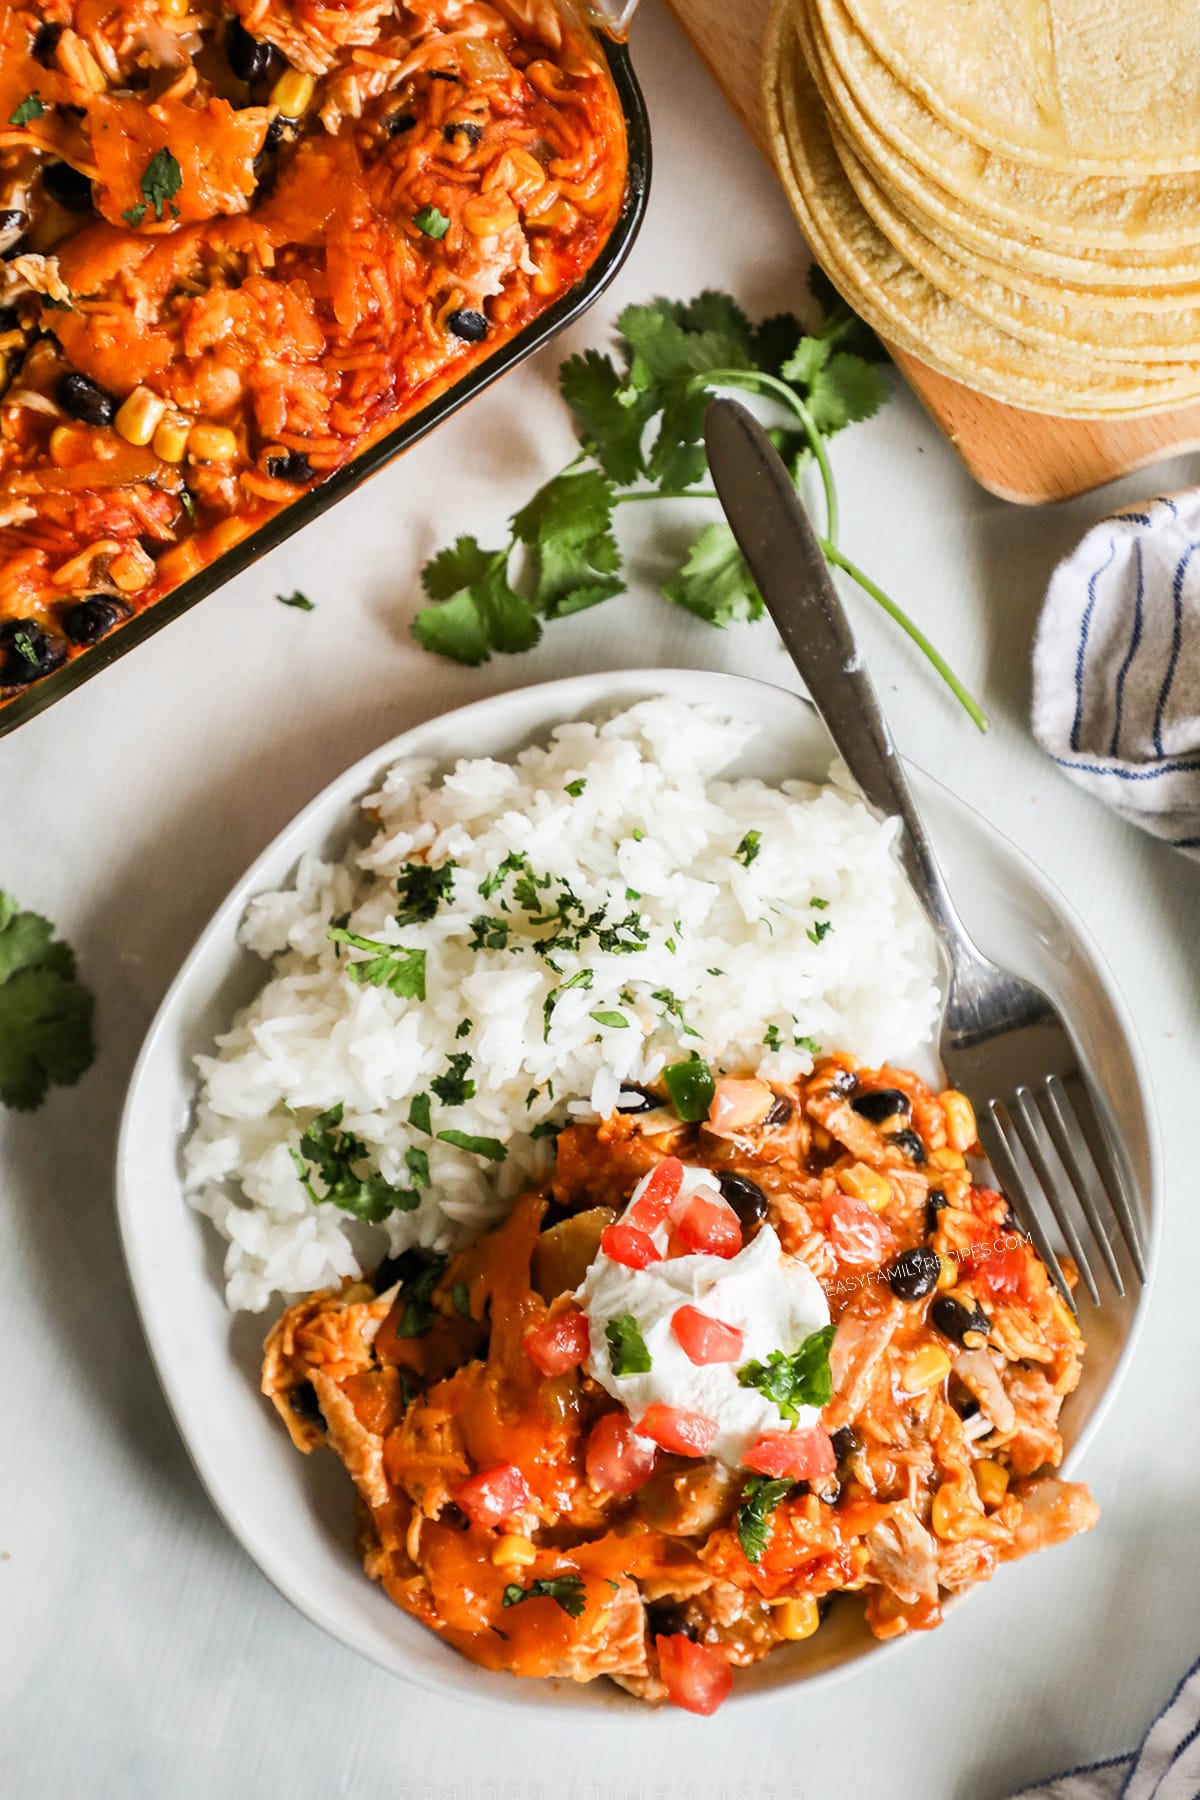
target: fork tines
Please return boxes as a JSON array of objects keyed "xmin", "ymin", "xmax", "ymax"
[{"xmin": 977, "ymin": 1073, "xmax": 1144, "ymax": 1314}]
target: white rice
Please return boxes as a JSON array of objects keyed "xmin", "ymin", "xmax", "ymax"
[{"xmin": 184, "ymin": 698, "xmax": 939, "ymax": 1311}]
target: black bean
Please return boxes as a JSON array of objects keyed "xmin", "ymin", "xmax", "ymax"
[
  {"xmin": 646, "ymin": 1602, "xmax": 698, "ymax": 1643},
  {"xmin": 949, "ymin": 1382, "xmax": 979, "ymax": 1420},
  {"xmin": 887, "ymin": 1245, "xmax": 941, "ymax": 1301},
  {"xmin": 263, "ymin": 114, "xmax": 297, "ymax": 150},
  {"xmin": 384, "ymin": 110, "xmax": 417, "ymax": 136},
  {"xmin": 33, "ymin": 22, "xmax": 63, "ymax": 62},
  {"xmin": 43, "ymin": 161, "xmax": 94, "ymax": 214},
  {"xmin": 57, "ymin": 370, "xmax": 117, "ymax": 425},
  {"xmin": 0, "ymin": 619, "xmax": 66, "ymax": 685},
  {"xmin": 830, "ymin": 1425, "xmax": 860, "ymax": 1470},
  {"xmin": 447, "ymin": 308, "xmax": 488, "ymax": 343},
  {"xmin": 62, "ymin": 595, "xmax": 127, "ymax": 646},
  {"xmin": 265, "ymin": 450, "xmax": 312, "ymax": 484},
  {"xmin": 288, "ymin": 1380, "xmax": 324, "ymax": 1426},
  {"xmin": 925, "ymin": 1187, "xmax": 948, "ymax": 1235},
  {"xmin": 226, "ymin": 18, "xmax": 269, "ymax": 82},
  {"xmin": 888, "ymin": 1127, "xmax": 927, "ymax": 1165},
  {"xmin": 851, "ymin": 1087, "xmax": 911, "ymax": 1124},
  {"xmin": 764, "ymin": 1093, "xmax": 793, "ymax": 1126},
  {"xmin": 615, "ymin": 1083, "xmax": 661, "ymax": 1115},
  {"xmin": 373, "ymin": 1245, "xmax": 440, "ymax": 1295},
  {"xmin": 930, "ymin": 1295, "xmax": 991, "ymax": 1348},
  {"xmin": 443, "ymin": 120, "xmax": 483, "ymax": 145},
  {"xmin": 716, "ymin": 1170, "xmax": 769, "ymax": 1228}
]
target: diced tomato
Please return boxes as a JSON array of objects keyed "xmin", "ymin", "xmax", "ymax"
[
  {"xmin": 524, "ymin": 1309, "xmax": 590, "ymax": 1376},
  {"xmin": 637, "ymin": 1403, "xmax": 717, "ymax": 1457},
  {"xmin": 585, "ymin": 1412, "xmax": 658, "ymax": 1494},
  {"xmin": 821, "ymin": 1191, "xmax": 887, "ymax": 1267},
  {"xmin": 674, "ymin": 1195, "xmax": 742, "ymax": 1260},
  {"xmin": 671, "ymin": 1304, "xmax": 744, "ymax": 1365},
  {"xmin": 974, "ymin": 1241, "xmax": 1029, "ymax": 1301},
  {"xmin": 656, "ymin": 1634, "xmax": 733, "ymax": 1715},
  {"xmin": 451, "ymin": 1463, "xmax": 532, "ymax": 1529},
  {"xmin": 600, "ymin": 1222, "xmax": 662, "ymax": 1269},
  {"xmin": 626, "ymin": 1156, "xmax": 684, "ymax": 1231},
  {"xmin": 742, "ymin": 1426, "xmax": 837, "ymax": 1482}
]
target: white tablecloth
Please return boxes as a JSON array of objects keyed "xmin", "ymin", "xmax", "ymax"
[{"xmin": 3, "ymin": 8, "xmax": 1198, "ymax": 1795}]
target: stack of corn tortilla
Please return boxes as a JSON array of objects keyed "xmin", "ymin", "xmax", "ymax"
[{"xmin": 764, "ymin": 0, "xmax": 1200, "ymax": 416}]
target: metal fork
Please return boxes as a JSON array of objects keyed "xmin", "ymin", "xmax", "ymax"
[{"xmin": 704, "ymin": 398, "xmax": 1146, "ymax": 1309}]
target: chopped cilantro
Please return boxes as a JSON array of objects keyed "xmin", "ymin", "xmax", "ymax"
[
  {"xmin": 810, "ymin": 897, "xmax": 830, "ymax": 910},
  {"xmin": 560, "ymin": 968, "xmax": 594, "ymax": 993},
  {"xmin": 0, "ymin": 891, "xmax": 95, "ymax": 1111},
  {"xmin": 404, "ymin": 1146, "xmax": 430, "ymax": 1189},
  {"xmin": 430, "ymin": 1051, "xmax": 475, "ymax": 1106},
  {"xmin": 524, "ymin": 1087, "xmax": 539, "ymax": 1108},
  {"xmin": 563, "ymin": 778, "xmax": 587, "ymax": 797},
  {"xmin": 408, "ymin": 1092, "xmax": 432, "ymax": 1135},
  {"xmin": 455, "ymin": 1018, "xmax": 472, "ymax": 1039},
  {"xmin": 9, "ymin": 94, "xmax": 45, "ymax": 128},
  {"xmin": 763, "ymin": 1024, "xmax": 783, "ymax": 1052},
  {"xmin": 605, "ymin": 1313, "xmax": 651, "ymax": 1376},
  {"xmin": 529, "ymin": 1120, "xmax": 561, "ymax": 1141},
  {"xmin": 395, "ymin": 860, "xmax": 456, "ymax": 925},
  {"xmin": 651, "ymin": 988, "xmax": 698, "ymax": 1036},
  {"xmin": 450, "ymin": 1281, "xmax": 472, "ymax": 1318},
  {"xmin": 12, "ymin": 630, "xmax": 38, "ymax": 666},
  {"xmin": 735, "ymin": 830, "xmax": 762, "ymax": 866},
  {"xmin": 631, "ymin": 828, "xmax": 645, "ymax": 842},
  {"xmin": 589, "ymin": 1009, "xmax": 628, "ymax": 1029},
  {"xmin": 737, "ymin": 1326, "xmax": 838, "ymax": 1420},
  {"xmin": 795, "ymin": 1034, "xmax": 821, "ymax": 1056},
  {"xmin": 414, "ymin": 204, "xmax": 451, "ymax": 239},
  {"xmin": 501, "ymin": 1575, "xmax": 586, "ymax": 1619},
  {"xmin": 436, "ymin": 1129, "xmax": 506, "ymax": 1162},
  {"xmin": 662, "ymin": 1052, "xmax": 715, "ymax": 1123},
  {"xmin": 277, "ymin": 590, "xmax": 314, "ymax": 611},
  {"xmin": 122, "ymin": 146, "xmax": 183, "ymax": 228},
  {"xmin": 326, "ymin": 925, "xmax": 426, "ymax": 999},
  {"xmin": 736, "ymin": 1476, "xmax": 793, "ymax": 1564},
  {"xmin": 393, "ymin": 1252, "xmax": 447, "ymax": 1338},
  {"xmin": 806, "ymin": 920, "xmax": 833, "ymax": 946},
  {"xmin": 468, "ymin": 915, "xmax": 509, "ymax": 950},
  {"xmin": 290, "ymin": 1103, "xmax": 417, "ymax": 1223}
]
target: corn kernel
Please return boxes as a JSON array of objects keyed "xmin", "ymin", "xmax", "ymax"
[
  {"xmin": 901, "ymin": 1345, "xmax": 951, "ymax": 1395},
  {"xmin": 931, "ymin": 1482, "xmax": 968, "ymax": 1541},
  {"xmin": 931, "ymin": 1146, "xmax": 967, "ymax": 1173},
  {"xmin": 115, "ymin": 385, "xmax": 166, "ymax": 447},
  {"xmin": 108, "ymin": 550, "xmax": 148, "ymax": 593},
  {"xmin": 491, "ymin": 1534, "xmax": 536, "ymax": 1569},
  {"xmin": 935, "ymin": 1252, "xmax": 958, "ymax": 1291},
  {"xmin": 160, "ymin": 0, "xmax": 189, "ymax": 14},
  {"xmin": 1050, "ymin": 1292, "xmax": 1082, "ymax": 1341},
  {"xmin": 942, "ymin": 1091, "xmax": 978, "ymax": 1155},
  {"xmin": 776, "ymin": 1597, "xmax": 820, "ymax": 1641},
  {"xmin": 840, "ymin": 1161, "xmax": 892, "ymax": 1213},
  {"xmin": 342, "ymin": 1282, "xmax": 374, "ymax": 1305},
  {"xmin": 811, "ymin": 1124, "xmax": 832, "ymax": 1153},
  {"xmin": 974, "ymin": 1460, "xmax": 1010, "ymax": 1510},
  {"xmin": 152, "ymin": 411, "xmax": 191, "ymax": 464},
  {"xmin": 187, "ymin": 421, "xmax": 238, "ymax": 464},
  {"xmin": 271, "ymin": 70, "xmax": 315, "ymax": 117}
]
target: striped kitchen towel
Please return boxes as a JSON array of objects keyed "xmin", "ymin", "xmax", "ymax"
[
  {"xmin": 1010, "ymin": 1652, "xmax": 1200, "ymax": 1798},
  {"xmin": 1031, "ymin": 493, "xmax": 1200, "ymax": 860}
]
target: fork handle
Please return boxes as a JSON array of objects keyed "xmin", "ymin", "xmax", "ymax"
[{"xmin": 703, "ymin": 399, "xmax": 977, "ymax": 969}]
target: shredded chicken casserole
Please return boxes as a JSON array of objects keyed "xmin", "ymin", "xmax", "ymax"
[
  {"xmin": 264, "ymin": 1054, "xmax": 1097, "ymax": 1713},
  {"xmin": 0, "ymin": 0, "xmax": 627, "ymax": 697}
]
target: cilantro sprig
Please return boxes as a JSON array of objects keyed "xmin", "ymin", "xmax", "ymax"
[
  {"xmin": 412, "ymin": 279, "xmax": 986, "ymax": 729},
  {"xmin": 327, "ymin": 924, "xmax": 426, "ymax": 999},
  {"xmin": 0, "ymin": 892, "xmax": 95, "ymax": 1111},
  {"xmin": 737, "ymin": 1325, "xmax": 838, "ymax": 1421},
  {"xmin": 290, "ymin": 1102, "xmax": 419, "ymax": 1223}
]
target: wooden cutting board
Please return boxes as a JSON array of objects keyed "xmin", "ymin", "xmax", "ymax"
[{"xmin": 664, "ymin": 0, "xmax": 1200, "ymax": 504}]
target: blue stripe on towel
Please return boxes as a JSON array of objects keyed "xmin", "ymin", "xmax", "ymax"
[
  {"xmin": 1152, "ymin": 541, "xmax": 1196, "ymax": 756},
  {"xmin": 1053, "ymin": 756, "xmax": 1200, "ymax": 779},
  {"xmin": 1072, "ymin": 537, "xmax": 1118, "ymax": 751},
  {"xmin": 1110, "ymin": 539, "xmax": 1144, "ymax": 758}
]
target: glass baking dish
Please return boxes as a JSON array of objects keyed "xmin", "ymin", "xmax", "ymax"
[{"xmin": 0, "ymin": 14, "xmax": 649, "ymax": 741}]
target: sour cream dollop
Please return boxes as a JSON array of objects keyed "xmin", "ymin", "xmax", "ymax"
[{"xmin": 575, "ymin": 1164, "xmax": 831, "ymax": 1467}]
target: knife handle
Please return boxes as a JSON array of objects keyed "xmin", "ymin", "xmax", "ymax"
[{"xmin": 704, "ymin": 400, "xmax": 975, "ymax": 967}]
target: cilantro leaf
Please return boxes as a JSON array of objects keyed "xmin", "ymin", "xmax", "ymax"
[
  {"xmin": 413, "ymin": 536, "xmax": 540, "ymax": 664},
  {"xmin": 405, "ymin": 1146, "xmax": 430, "ymax": 1189},
  {"xmin": 277, "ymin": 590, "xmax": 314, "ymax": 611},
  {"xmin": 9, "ymin": 94, "xmax": 45, "ymax": 128},
  {"xmin": 501, "ymin": 1575, "xmax": 586, "ymax": 1619},
  {"xmin": 435, "ymin": 1129, "xmax": 506, "ymax": 1162},
  {"xmin": 560, "ymin": 349, "xmax": 648, "ymax": 484},
  {"xmin": 737, "ymin": 1325, "xmax": 838, "ymax": 1420},
  {"xmin": 736, "ymin": 1476, "xmax": 793, "ymax": 1564},
  {"xmin": 408, "ymin": 1092, "xmax": 432, "ymax": 1135},
  {"xmin": 393, "ymin": 1252, "xmax": 448, "ymax": 1338},
  {"xmin": 661, "ymin": 523, "xmax": 763, "ymax": 627},
  {"xmin": 291, "ymin": 1103, "xmax": 417, "ymax": 1223},
  {"xmin": 0, "ymin": 894, "xmax": 94, "ymax": 1111},
  {"xmin": 735, "ymin": 830, "xmax": 761, "ymax": 866},
  {"xmin": 511, "ymin": 468, "xmax": 623, "ymax": 617},
  {"xmin": 430, "ymin": 1051, "xmax": 475, "ymax": 1107},
  {"xmin": 468, "ymin": 915, "xmax": 509, "ymax": 950},
  {"xmin": 605, "ymin": 1313, "xmax": 651, "ymax": 1375},
  {"xmin": 589, "ymin": 1009, "xmax": 628, "ymax": 1029},
  {"xmin": 414, "ymin": 204, "xmax": 450, "ymax": 239},
  {"xmin": 806, "ymin": 920, "xmax": 833, "ymax": 946},
  {"xmin": 763, "ymin": 1024, "xmax": 782, "ymax": 1052},
  {"xmin": 795, "ymin": 1035, "xmax": 821, "ymax": 1056},
  {"xmin": 804, "ymin": 353, "xmax": 891, "ymax": 437},
  {"xmin": 662, "ymin": 1052, "xmax": 714, "ymax": 1123},
  {"xmin": 563, "ymin": 778, "xmax": 587, "ymax": 797},
  {"xmin": 326, "ymin": 926, "xmax": 426, "ymax": 999},
  {"xmin": 395, "ymin": 860, "xmax": 456, "ymax": 926},
  {"xmin": 125, "ymin": 147, "xmax": 183, "ymax": 228}
]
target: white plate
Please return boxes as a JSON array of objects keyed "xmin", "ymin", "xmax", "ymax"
[{"xmin": 116, "ymin": 668, "xmax": 1160, "ymax": 1714}]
